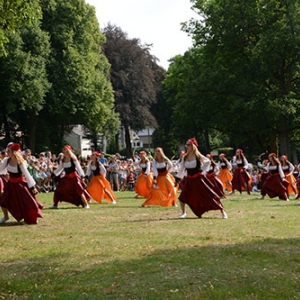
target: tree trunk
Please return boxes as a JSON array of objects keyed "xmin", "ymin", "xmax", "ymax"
[
  {"xmin": 3, "ymin": 116, "xmax": 11, "ymax": 147},
  {"xmin": 291, "ymin": 148, "xmax": 298, "ymax": 165},
  {"xmin": 269, "ymin": 134, "xmax": 278, "ymax": 155},
  {"xmin": 115, "ymin": 133, "xmax": 119, "ymax": 153},
  {"xmin": 278, "ymin": 116, "xmax": 290, "ymax": 158},
  {"xmin": 28, "ymin": 115, "xmax": 37, "ymax": 153},
  {"xmin": 90, "ymin": 132, "xmax": 98, "ymax": 152},
  {"xmin": 124, "ymin": 125, "xmax": 133, "ymax": 158},
  {"xmin": 204, "ymin": 129, "xmax": 210, "ymax": 153}
]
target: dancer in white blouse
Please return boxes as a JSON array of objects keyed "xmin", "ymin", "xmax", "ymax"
[
  {"xmin": 86, "ymin": 152, "xmax": 116, "ymax": 204},
  {"xmin": 217, "ymin": 153, "xmax": 233, "ymax": 193},
  {"xmin": 134, "ymin": 151, "xmax": 153, "ymax": 198},
  {"xmin": 259, "ymin": 153, "xmax": 289, "ymax": 201},
  {"xmin": 141, "ymin": 147, "xmax": 177, "ymax": 207},
  {"xmin": 177, "ymin": 138, "xmax": 227, "ymax": 219},
  {"xmin": 49, "ymin": 145, "xmax": 90, "ymax": 209},
  {"xmin": 279, "ymin": 155, "xmax": 297, "ymax": 197},
  {"xmin": 0, "ymin": 143, "xmax": 43, "ymax": 224},
  {"xmin": 231, "ymin": 149, "xmax": 251, "ymax": 195}
]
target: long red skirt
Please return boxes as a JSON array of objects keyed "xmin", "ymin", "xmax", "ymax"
[
  {"xmin": 179, "ymin": 173, "xmax": 224, "ymax": 218},
  {"xmin": 206, "ymin": 173, "xmax": 226, "ymax": 198},
  {"xmin": 54, "ymin": 173, "xmax": 90, "ymax": 206},
  {"xmin": 0, "ymin": 174, "xmax": 8, "ymax": 192},
  {"xmin": 0, "ymin": 179, "xmax": 43, "ymax": 224},
  {"xmin": 232, "ymin": 167, "xmax": 251, "ymax": 194},
  {"xmin": 261, "ymin": 173, "xmax": 289, "ymax": 200}
]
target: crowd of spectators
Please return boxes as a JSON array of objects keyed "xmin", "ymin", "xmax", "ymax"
[
  {"xmin": 15, "ymin": 148, "xmax": 300, "ymax": 196},
  {"xmin": 20, "ymin": 149, "xmax": 155, "ymax": 193}
]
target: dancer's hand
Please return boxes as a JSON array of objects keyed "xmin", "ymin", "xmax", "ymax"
[{"xmin": 31, "ymin": 187, "xmax": 38, "ymax": 195}]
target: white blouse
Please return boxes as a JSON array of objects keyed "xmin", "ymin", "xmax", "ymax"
[
  {"xmin": 152, "ymin": 159, "xmax": 173, "ymax": 177},
  {"xmin": 177, "ymin": 156, "xmax": 210, "ymax": 179},
  {"xmin": 0, "ymin": 157, "xmax": 35, "ymax": 188},
  {"xmin": 267, "ymin": 163, "xmax": 285, "ymax": 179},
  {"xmin": 86, "ymin": 161, "xmax": 106, "ymax": 177},
  {"xmin": 54, "ymin": 160, "xmax": 85, "ymax": 177}
]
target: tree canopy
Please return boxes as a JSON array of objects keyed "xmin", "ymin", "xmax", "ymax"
[
  {"xmin": 0, "ymin": 0, "xmax": 42, "ymax": 56},
  {"xmin": 0, "ymin": 0, "xmax": 117, "ymax": 154},
  {"xmin": 161, "ymin": 0, "xmax": 300, "ymax": 160},
  {"xmin": 102, "ymin": 24, "xmax": 165, "ymax": 157}
]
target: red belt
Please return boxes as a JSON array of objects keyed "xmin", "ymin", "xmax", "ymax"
[
  {"xmin": 65, "ymin": 172, "xmax": 77, "ymax": 178},
  {"xmin": 158, "ymin": 171, "xmax": 168, "ymax": 176},
  {"xmin": 270, "ymin": 172, "xmax": 279, "ymax": 176},
  {"xmin": 9, "ymin": 176, "xmax": 26, "ymax": 183},
  {"xmin": 187, "ymin": 173, "xmax": 201, "ymax": 179},
  {"xmin": 206, "ymin": 173, "xmax": 215, "ymax": 177}
]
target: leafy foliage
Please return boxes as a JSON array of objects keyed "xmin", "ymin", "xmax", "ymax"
[
  {"xmin": 102, "ymin": 24, "xmax": 164, "ymax": 157},
  {"xmin": 0, "ymin": 24, "xmax": 51, "ymax": 147},
  {"xmin": 0, "ymin": 0, "xmax": 118, "ymax": 153},
  {"xmin": 163, "ymin": 0, "xmax": 300, "ymax": 159},
  {"xmin": 0, "ymin": 0, "xmax": 42, "ymax": 56},
  {"xmin": 35, "ymin": 0, "xmax": 117, "ymax": 153}
]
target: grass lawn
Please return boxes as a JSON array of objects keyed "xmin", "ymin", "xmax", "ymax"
[{"xmin": 1, "ymin": 190, "xmax": 300, "ymax": 299}]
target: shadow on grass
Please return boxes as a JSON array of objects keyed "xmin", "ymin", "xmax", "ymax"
[
  {"xmin": 1, "ymin": 237, "xmax": 300, "ymax": 299},
  {"xmin": 0, "ymin": 221, "xmax": 25, "ymax": 227}
]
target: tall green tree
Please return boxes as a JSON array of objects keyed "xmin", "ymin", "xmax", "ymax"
[
  {"xmin": 0, "ymin": 0, "xmax": 42, "ymax": 56},
  {"xmin": 38, "ymin": 0, "xmax": 117, "ymax": 153},
  {"xmin": 0, "ymin": 24, "xmax": 51, "ymax": 149},
  {"xmin": 102, "ymin": 24, "xmax": 163, "ymax": 157},
  {"xmin": 182, "ymin": 0, "xmax": 300, "ymax": 159}
]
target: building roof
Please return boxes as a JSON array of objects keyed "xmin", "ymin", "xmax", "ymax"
[{"xmin": 136, "ymin": 128, "xmax": 155, "ymax": 136}]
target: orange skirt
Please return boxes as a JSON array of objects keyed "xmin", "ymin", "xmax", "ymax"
[
  {"xmin": 87, "ymin": 174, "xmax": 116, "ymax": 203},
  {"xmin": 134, "ymin": 172, "xmax": 153, "ymax": 198},
  {"xmin": 142, "ymin": 173, "xmax": 177, "ymax": 207},
  {"xmin": 218, "ymin": 168, "xmax": 233, "ymax": 191},
  {"xmin": 285, "ymin": 173, "xmax": 298, "ymax": 194}
]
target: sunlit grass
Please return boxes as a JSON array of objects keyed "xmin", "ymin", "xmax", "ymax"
[{"xmin": 1, "ymin": 191, "xmax": 300, "ymax": 299}]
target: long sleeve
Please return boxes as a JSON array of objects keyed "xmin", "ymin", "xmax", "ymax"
[
  {"xmin": 99, "ymin": 162, "xmax": 107, "ymax": 176},
  {"xmin": 201, "ymin": 156, "xmax": 211, "ymax": 173},
  {"xmin": 145, "ymin": 161, "xmax": 151, "ymax": 175},
  {"xmin": 74, "ymin": 160, "xmax": 85, "ymax": 177},
  {"xmin": 0, "ymin": 157, "xmax": 8, "ymax": 173},
  {"xmin": 226, "ymin": 160, "xmax": 232, "ymax": 170},
  {"xmin": 286, "ymin": 162, "xmax": 294, "ymax": 176},
  {"xmin": 86, "ymin": 163, "xmax": 92, "ymax": 177},
  {"xmin": 258, "ymin": 161, "xmax": 268, "ymax": 171},
  {"xmin": 214, "ymin": 164, "xmax": 220, "ymax": 176},
  {"xmin": 152, "ymin": 160, "xmax": 158, "ymax": 177},
  {"xmin": 278, "ymin": 165, "xmax": 285, "ymax": 179},
  {"xmin": 243, "ymin": 157, "xmax": 249, "ymax": 170},
  {"xmin": 53, "ymin": 161, "xmax": 64, "ymax": 176},
  {"xmin": 20, "ymin": 162, "xmax": 36, "ymax": 188},
  {"xmin": 177, "ymin": 161, "xmax": 186, "ymax": 179},
  {"xmin": 166, "ymin": 158, "xmax": 174, "ymax": 173}
]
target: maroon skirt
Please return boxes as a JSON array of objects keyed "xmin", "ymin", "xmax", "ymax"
[
  {"xmin": 232, "ymin": 167, "xmax": 251, "ymax": 193},
  {"xmin": 53, "ymin": 172, "xmax": 90, "ymax": 206},
  {"xmin": 206, "ymin": 173, "xmax": 226, "ymax": 198},
  {"xmin": 0, "ymin": 174, "xmax": 8, "ymax": 192},
  {"xmin": 0, "ymin": 177, "xmax": 43, "ymax": 224},
  {"xmin": 179, "ymin": 173, "xmax": 224, "ymax": 217},
  {"xmin": 261, "ymin": 173, "xmax": 289, "ymax": 200}
]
